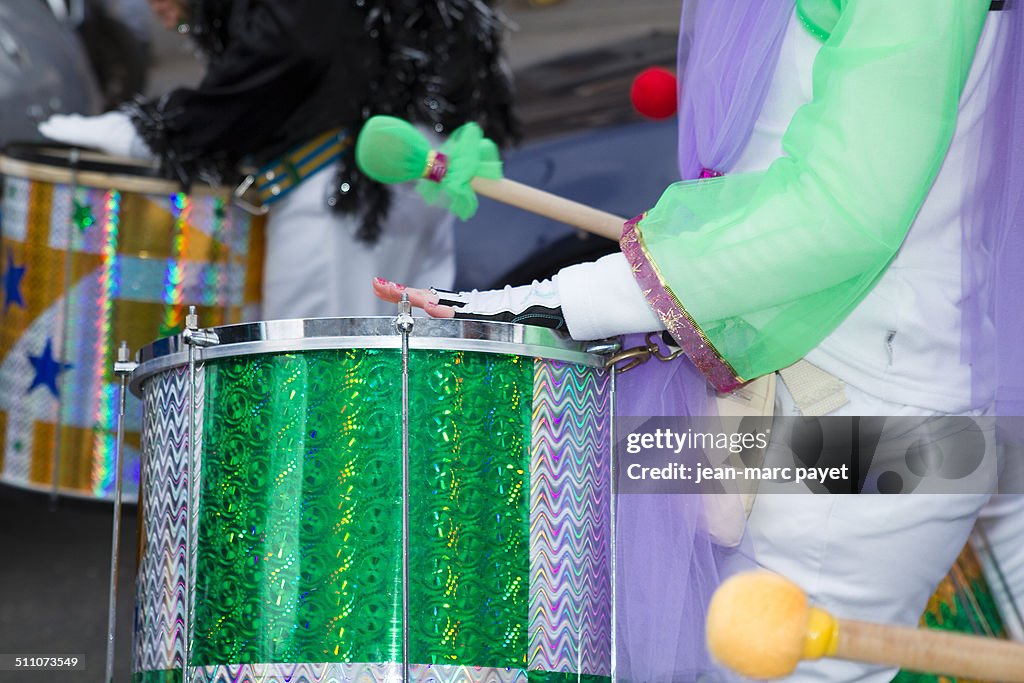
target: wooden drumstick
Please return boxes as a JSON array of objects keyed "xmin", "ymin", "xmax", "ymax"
[
  {"xmin": 354, "ymin": 115, "xmax": 626, "ymax": 241},
  {"xmin": 467, "ymin": 176, "xmax": 625, "ymax": 240},
  {"xmin": 706, "ymin": 570, "xmax": 1024, "ymax": 682}
]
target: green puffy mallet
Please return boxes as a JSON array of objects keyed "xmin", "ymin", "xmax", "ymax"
[
  {"xmin": 355, "ymin": 115, "xmax": 438, "ymax": 184},
  {"xmin": 355, "ymin": 115, "xmax": 625, "ymax": 240}
]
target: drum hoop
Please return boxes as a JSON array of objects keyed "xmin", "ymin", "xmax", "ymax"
[
  {"xmin": 0, "ymin": 147, "xmax": 231, "ymax": 198},
  {"xmin": 129, "ymin": 317, "xmax": 610, "ymax": 395}
]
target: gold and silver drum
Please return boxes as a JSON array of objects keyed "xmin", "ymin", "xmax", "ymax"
[
  {"xmin": 129, "ymin": 316, "xmax": 614, "ymax": 682},
  {"xmin": 0, "ymin": 145, "xmax": 263, "ymax": 501}
]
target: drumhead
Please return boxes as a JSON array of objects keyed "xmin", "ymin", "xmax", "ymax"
[
  {"xmin": 130, "ymin": 316, "xmax": 617, "ymax": 394},
  {"xmin": 0, "ymin": 143, "xmax": 229, "ymax": 197}
]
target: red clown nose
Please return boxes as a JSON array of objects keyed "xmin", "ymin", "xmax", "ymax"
[{"xmin": 630, "ymin": 67, "xmax": 678, "ymax": 120}]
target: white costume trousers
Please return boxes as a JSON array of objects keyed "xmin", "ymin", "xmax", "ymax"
[
  {"xmin": 261, "ymin": 165, "xmax": 455, "ymax": 320},
  {"xmin": 745, "ymin": 382, "xmax": 1024, "ymax": 683}
]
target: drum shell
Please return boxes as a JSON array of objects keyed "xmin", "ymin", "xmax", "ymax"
[
  {"xmin": 0, "ymin": 149, "xmax": 264, "ymax": 501},
  {"xmin": 131, "ymin": 320, "xmax": 613, "ymax": 681}
]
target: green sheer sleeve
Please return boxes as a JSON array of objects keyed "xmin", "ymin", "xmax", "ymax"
[{"xmin": 625, "ymin": 0, "xmax": 989, "ymax": 390}]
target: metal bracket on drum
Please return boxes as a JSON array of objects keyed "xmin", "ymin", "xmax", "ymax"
[
  {"xmin": 113, "ymin": 342, "xmax": 139, "ymax": 377},
  {"xmin": 182, "ymin": 307, "xmax": 221, "ymax": 350},
  {"xmin": 583, "ymin": 336, "xmax": 627, "ymax": 681},
  {"xmin": 584, "ymin": 340, "xmax": 622, "ymax": 357}
]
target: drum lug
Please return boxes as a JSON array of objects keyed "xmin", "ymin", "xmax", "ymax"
[
  {"xmin": 113, "ymin": 340, "xmax": 138, "ymax": 376},
  {"xmin": 183, "ymin": 328, "xmax": 220, "ymax": 348},
  {"xmin": 185, "ymin": 305, "xmax": 223, "ymax": 348},
  {"xmin": 585, "ymin": 339, "xmax": 622, "ymax": 356},
  {"xmin": 182, "ymin": 305, "xmax": 221, "ymax": 348},
  {"xmin": 394, "ymin": 293, "xmax": 415, "ymax": 334}
]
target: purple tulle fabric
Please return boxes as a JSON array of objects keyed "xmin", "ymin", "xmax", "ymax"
[
  {"xmin": 614, "ymin": 2, "xmax": 794, "ymax": 679},
  {"xmin": 963, "ymin": 5, "xmax": 1024, "ymax": 429},
  {"xmin": 676, "ymin": 0, "xmax": 794, "ymax": 180},
  {"xmin": 614, "ymin": 337, "xmax": 754, "ymax": 682},
  {"xmin": 613, "ymin": 1, "xmax": 793, "ymax": 679}
]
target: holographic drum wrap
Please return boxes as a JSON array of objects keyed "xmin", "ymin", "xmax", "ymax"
[
  {"xmin": 0, "ymin": 148, "xmax": 264, "ymax": 501},
  {"xmin": 130, "ymin": 320, "xmax": 612, "ymax": 683},
  {"xmin": 134, "ymin": 364, "xmax": 193, "ymax": 675},
  {"xmin": 529, "ymin": 361, "xmax": 611, "ymax": 675}
]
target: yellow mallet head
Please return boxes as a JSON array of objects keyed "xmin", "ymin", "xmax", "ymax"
[{"xmin": 706, "ymin": 571, "xmax": 838, "ymax": 680}]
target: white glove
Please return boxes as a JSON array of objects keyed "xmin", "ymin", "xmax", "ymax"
[
  {"xmin": 38, "ymin": 111, "xmax": 154, "ymax": 160},
  {"xmin": 431, "ymin": 279, "xmax": 567, "ymax": 330},
  {"xmin": 373, "ymin": 277, "xmax": 568, "ymax": 331}
]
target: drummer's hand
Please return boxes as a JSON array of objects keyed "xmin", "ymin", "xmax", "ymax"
[
  {"xmin": 38, "ymin": 111, "xmax": 155, "ymax": 160},
  {"xmin": 373, "ymin": 279, "xmax": 450, "ymax": 315},
  {"xmin": 373, "ymin": 277, "xmax": 567, "ymax": 331}
]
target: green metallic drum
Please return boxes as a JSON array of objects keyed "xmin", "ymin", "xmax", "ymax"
[{"xmin": 129, "ymin": 318, "xmax": 613, "ymax": 683}]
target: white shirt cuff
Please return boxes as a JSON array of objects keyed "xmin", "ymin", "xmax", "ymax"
[{"xmin": 557, "ymin": 252, "xmax": 664, "ymax": 340}]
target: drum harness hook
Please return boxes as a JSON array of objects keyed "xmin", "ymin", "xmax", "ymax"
[
  {"xmin": 604, "ymin": 331, "xmax": 683, "ymax": 373},
  {"xmin": 233, "ymin": 173, "xmax": 271, "ymax": 216}
]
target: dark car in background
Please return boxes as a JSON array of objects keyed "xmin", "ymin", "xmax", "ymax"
[
  {"xmin": 0, "ymin": 0, "xmax": 101, "ymax": 146},
  {"xmin": 0, "ymin": 0, "xmax": 153, "ymax": 149}
]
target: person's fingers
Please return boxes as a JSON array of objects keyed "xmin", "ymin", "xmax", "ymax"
[
  {"xmin": 37, "ymin": 121, "xmax": 57, "ymax": 139},
  {"xmin": 405, "ymin": 287, "xmax": 439, "ymax": 308},
  {"xmin": 372, "ymin": 277, "xmax": 410, "ymax": 303},
  {"xmin": 38, "ymin": 113, "xmax": 139, "ymax": 157},
  {"xmin": 372, "ymin": 278, "xmax": 439, "ymax": 308},
  {"xmin": 39, "ymin": 113, "xmax": 112, "ymax": 140},
  {"xmin": 38, "ymin": 114, "xmax": 69, "ymax": 133},
  {"xmin": 423, "ymin": 302, "xmax": 456, "ymax": 319},
  {"xmin": 43, "ymin": 113, "xmax": 80, "ymax": 123},
  {"xmin": 372, "ymin": 277, "xmax": 401, "ymax": 303}
]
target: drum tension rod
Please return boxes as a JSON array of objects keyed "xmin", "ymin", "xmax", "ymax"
[
  {"xmin": 105, "ymin": 341, "xmax": 137, "ymax": 683},
  {"xmin": 605, "ymin": 331, "xmax": 683, "ymax": 373},
  {"xmin": 396, "ymin": 293, "xmax": 414, "ymax": 683}
]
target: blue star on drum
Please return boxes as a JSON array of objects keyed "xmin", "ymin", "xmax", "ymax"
[
  {"xmin": 27, "ymin": 338, "xmax": 72, "ymax": 398},
  {"xmin": 3, "ymin": 248, "xmax": 26, "ymax": 310}
]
